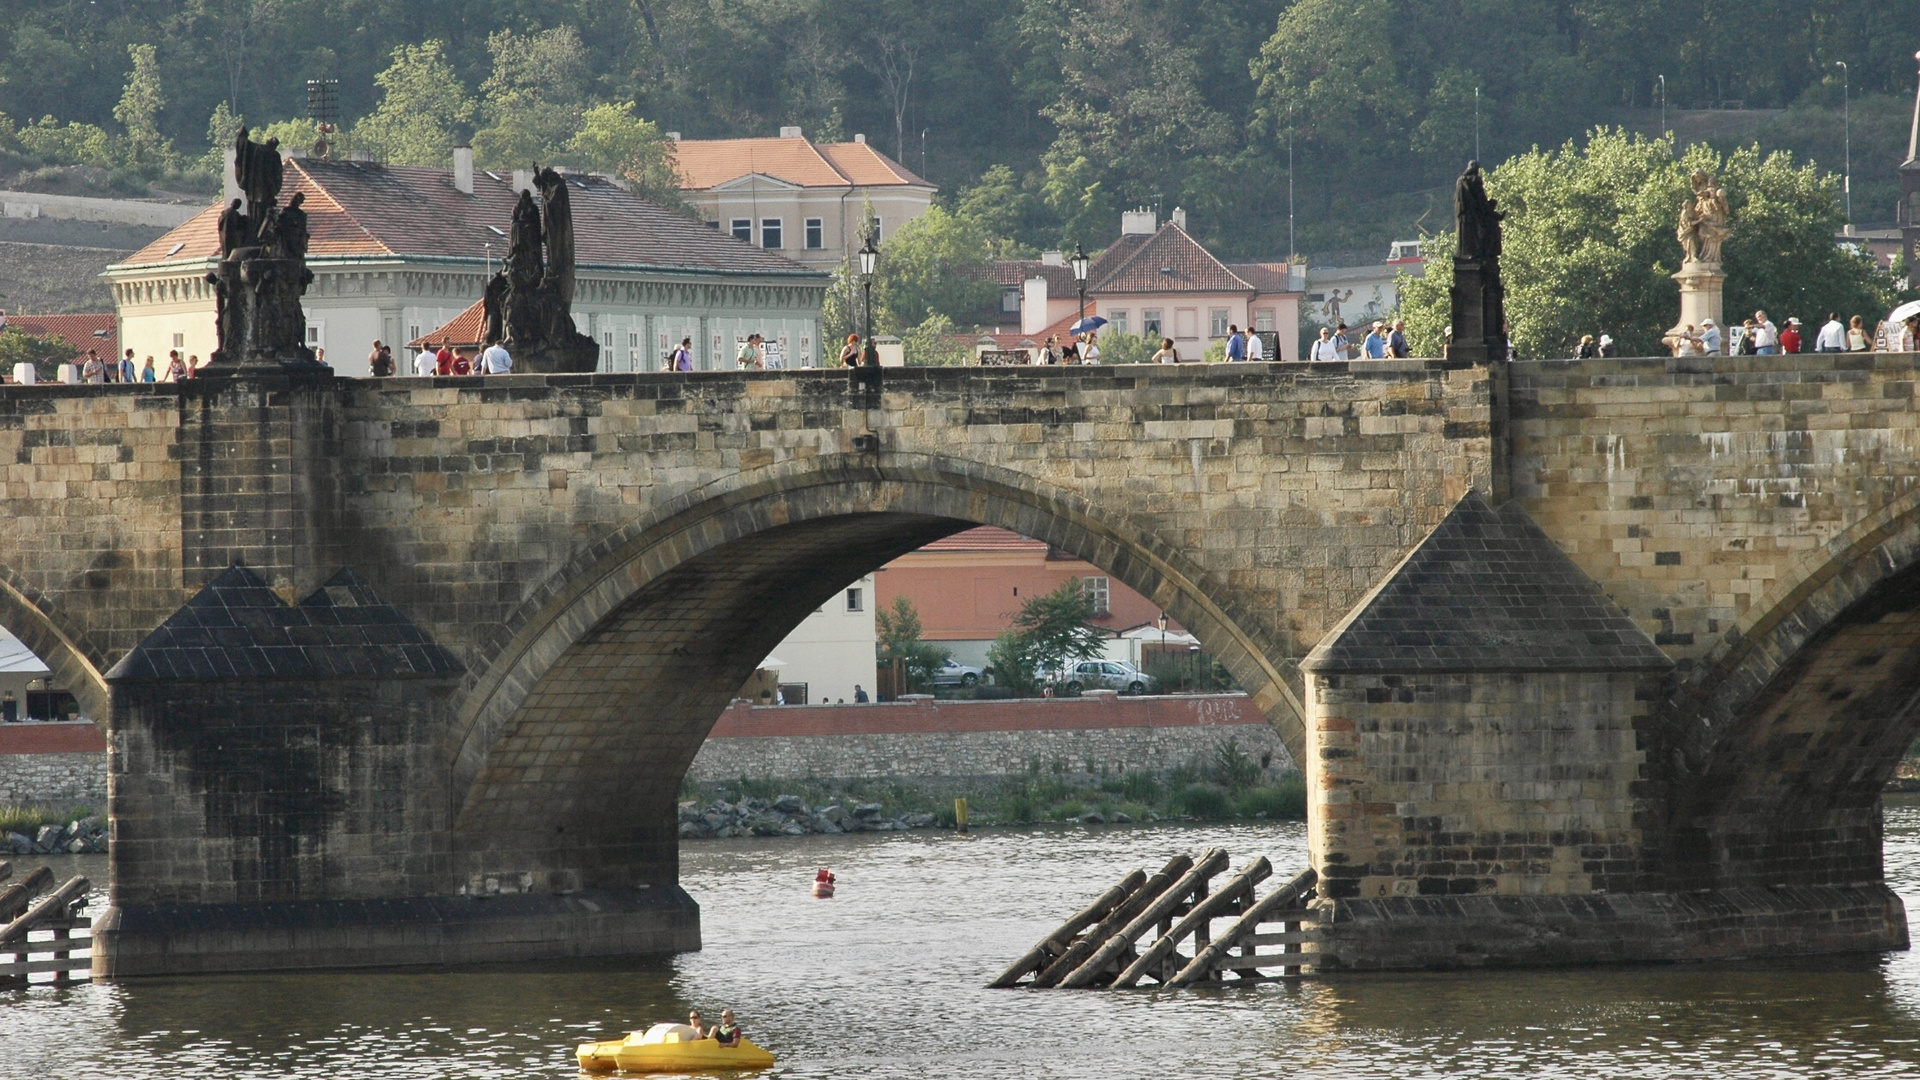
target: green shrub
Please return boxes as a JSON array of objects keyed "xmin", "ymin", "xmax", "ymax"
[
  {"xmin": 1171, "ymin": 783, "xmax": 1231, "ymax": 820},
  {"xmin": 1207, "ymin": 737, "xmax": 1264, "ymax": 792},
  {"xmin": 1231, "ymin": 777, "xmax": 1306, "ymax": 819}
]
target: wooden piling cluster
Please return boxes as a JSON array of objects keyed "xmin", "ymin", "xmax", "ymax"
[
  {"xmin": 991, "ymin": 849, "xmax": 1317, "ymax": 989},
  {"xmin": 0, "ymin": 861, "xmax": 93, "ymax": 987}
]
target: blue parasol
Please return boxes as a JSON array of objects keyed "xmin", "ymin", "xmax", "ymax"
[{"xmin": 1069, "ymin": 316, "xmax": 1108, "ymax": 335}]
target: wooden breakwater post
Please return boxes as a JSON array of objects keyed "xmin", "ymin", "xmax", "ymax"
[
  {"xmin": 0, "ymin": 871, "xmax": 92, "ymax": 987},
  {"xmin": 994, "ymin": 850, "xmax": 1319, "ymax": 989}
]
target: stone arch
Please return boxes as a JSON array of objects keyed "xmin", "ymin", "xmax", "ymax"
[
  {"xmin": 1661, "ymin": 490, "xmax": 1920, "ymax": 888},
  {"xmin": 444, "ymin": 453, "xmax": 1302, "ymax": 889},
  {"xmin": 0, "ymin": 563, "xmax": 109, "ymax": 723}
]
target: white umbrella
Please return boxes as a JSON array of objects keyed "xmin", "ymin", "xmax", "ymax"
[
  {"xmin": 757, "ymin": 655, "xmax": 788, "ymax": 669},
  {"xmin": 1887, "ymin": 300, "xmax": 1920, "ymax": 325}
]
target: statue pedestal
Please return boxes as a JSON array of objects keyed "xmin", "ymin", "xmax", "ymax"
[
  {"xmin": 1670, "ymin": 260, "xmax": 1725, "ymax": 352},
  {"xmin": 512, "ymin": 334, "xmax": 600, "ymax": 375},
  {"xmin": 1444, "ymin": 256, "xmax": 1505, "ymax": 368}
]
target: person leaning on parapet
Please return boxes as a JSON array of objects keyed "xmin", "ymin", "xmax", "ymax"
[
  {"xmin": 1575, "ymin": 335, "xmax": 1597, "ymax": 359},
  {"xmin": 854, "ymin": 684, "xmax": 870, "ymax": 703},
  {"xmin": 1082, "ymin": 330, "xmax": 1102, "ymax": 365},
  {"xmin": 1815, "ymin": 313, "xmax": 1847, "ymax": 353},
  {"xmin": 1597, "ymin": 334, "xmax": 1618, "ymax": 358},
  {"xmin": 1735, "ymin": 319, "xmax": 1758, "ymax": 356},
  {"xmin": 737, "ymin": 333, "xmax": 763, "ymax": 370},
  {"xmin": 839, "ymin": 334, "xmax": 860, "ymax": 370},
  {"xmin": 1308, "ymin": 326, "xmax": 1340, "ymax": 362},
  {"xmin": 1151, "ymin": 337, "xmax": 1180, "ymax": 363},
  {"xmin": 414, "ymin": 342, "xmax": 437, "ymax": 376},
  {"xmin": 1698, "ymin": 318, "xmax": 1722, "ymax": 355}
]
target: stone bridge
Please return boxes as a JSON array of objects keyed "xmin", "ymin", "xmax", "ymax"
[{"xmin": 1, "ymin": 356, "xmax": 1916, "ymax": 975}]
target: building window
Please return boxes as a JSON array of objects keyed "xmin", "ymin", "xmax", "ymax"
[
  {"xmin": 871, "ymin": 217, "xmax": 882, "ymax": 241},
  {"xmin": 731, "ymin": 219, "xmax": 752, "ymax": 242},
  {"xmin": 408, "ymin": 324, "xmax": 421, "ymax": 342},
  {"xmin": 1001, "ymin": 287, "xmax": 1021, "ymax": 314},
  {"xmin": 1081, "ymin": 576, "xmax": 1110, "ymax": 617},
  {"xmin": 1107, "ymin": 310, "xmax": 1129, "ymax": 335},
  {"xmin": 1253, "ymin": 308, "xmax": 1275, "ymax": 333},
  {"xmin": 805, "ymin": 218, "xmax": 824, "ymax": 249},
  {"xmin": 845, "ymin": 587, "xmax": 864, "ymax": 612},
  {"xmin": 1142, "ymin": 309, "xmax": 1163, "ymax": 337},
  {"xmin": 761, "ymin": 218, "xmax": 783, "ymax": 249},
  {"xmin": 1174, "ymin": 308, "xmax": 1198, "ymax": 339},
  {"xmin": 1209, "ymin": 309, "xmax": 1229, "ymax": 338},
  {"xmin": 172, "ymin": 332, "xmax": 184, "ymax": 348}
]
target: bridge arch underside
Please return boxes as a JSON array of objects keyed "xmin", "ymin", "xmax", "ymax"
[
  {"xmin": 447, "ymin": 467, "xmax": 1299, "ymax": 893},
  {"xmin": 1670, "ymin": 559, "xmax": 1920, "ymax": 891}
]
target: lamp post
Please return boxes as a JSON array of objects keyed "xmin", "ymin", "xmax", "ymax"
[
  {"xmin": 1070, "ymin": 242, "xmax": 1090, "ymax": 342},
  {"xmin": 1657, "ymin": 75, "xmax": 1666, "ymax": 138},
  {"xmin": 857, "ymin": 236, "xmax": 878, "ymax": 357},
  {"xmin": 1156, "ymin": 612, "xmax": 1168, "ymax": 672},
  {"xmin": 1836, "ymin": 61, "xmax": 1851, "ymax": 231}
]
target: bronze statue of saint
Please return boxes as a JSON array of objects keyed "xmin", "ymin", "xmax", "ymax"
[
  {"xmin": 216, "ymin": 199, "xmax": 250, "ymax": 257},
  {"xmin": 1677, "ymin": 168, "xmax": 1731, "ymax": 265},
  {"xmin": 278, "ymin": 191, "xmax": 309, "ymax": 260}
]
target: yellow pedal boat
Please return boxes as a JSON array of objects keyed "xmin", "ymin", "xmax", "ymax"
[{"xmin": 577, "ymin": 1023, "xmax": 775, "ymax": 1073}]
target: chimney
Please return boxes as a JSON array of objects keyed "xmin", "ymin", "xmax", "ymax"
[
  {"xmin": 779, "ymin": 126, "xmax": 804, "ymax": 139},
  {"xmin": 853, "ymin": 133, "xmax": 867, "ymax": 144},
  {"xmin": 1040, "ymin": 250, "xmax": 1065, "ymax": 267},
  {"xmin": 223, "ymin": 146, "xmax": 242, "ymax": 208},
  {"xmin": 1120, "ymin": 207, "xmax": 1156, "ymax": 235},
  {"xmin": 1170, "ymin": 206, "xmax": 1188, "ymax": 230},
  {"xmin": 1022, "ymin": 276, "xmax": 1049, "ymax": 335},
  {"xmin": 453, "ymin": 145, "xmax": 473, "ymax": 195},
  {"xmin": 511, "ymin": 169, "xmax": 534, "ymax": 195}
]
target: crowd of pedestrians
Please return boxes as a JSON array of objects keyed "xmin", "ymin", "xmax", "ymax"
[{"xmin": 1657, "ymin": 309, "xmax": 1915, "ymax": 357}]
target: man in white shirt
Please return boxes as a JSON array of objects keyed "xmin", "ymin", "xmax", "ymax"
[
  {"xmin": 1752, "ymin": 310, "xmax": 1779, "ymax": 354},
  {"xmin": 1309, "ymin": 327, "xmax": 1341, "ymax": 362},
  {"xmin": 1816, "ymin": 313, "xmax": 1847, "ymax": 352},
  {"xmin": 1245, "ymin": 328, "xmax": 1264, "ymax": 361},
  {"xmin": 480, "ymin": 342, "xmax": 513, "ymax": 374},
  {"xmin": 1699, "ymin": 318, "xmax": 1721, "ymax": 355},
  {"xmin": 414, "ymin": 346, "xmax": 438, "ymax": 376}
]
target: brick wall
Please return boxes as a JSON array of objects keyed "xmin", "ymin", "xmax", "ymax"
[
  {"xmin": 0, "ymin": 721, "xmax": 107, "ymax": 805},
  {"xmin": 686, "ymin": 693, "xmax": 1292, "ymax": 783}
]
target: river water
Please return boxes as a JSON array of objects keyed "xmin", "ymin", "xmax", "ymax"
[{"xmin": 8, "ymin": 801, "xmax": 1920, "ymax": 1078}]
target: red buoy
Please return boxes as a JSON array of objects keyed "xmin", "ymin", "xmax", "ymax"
[{"xmin": 811, "ymin": 868, "xmax": 836, "ymax": 898}]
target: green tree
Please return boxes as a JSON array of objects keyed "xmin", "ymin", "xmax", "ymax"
[
  {"xmin": 1094, "ymin": 330, "xmax": 1157, "ymax": 365},
  {"xmin": 1401, "ymin": 129, "xmax": 1905, "ymax": 358},
  {"xmin": 353, "ymin": 40, "xmax": 475, "ymax": 167},
  {"xmin": 473, "ymin": 27, "xmax": 590, "ymax": 169},
  {"xmin": 202, "ymin": 100, "xmax": 244, "ymax": 171},
  {"xmin": 956, "ymin": 164, "xmax": 1042, "ymax": 256},
  {"xmin": 567, "ymin": 101, "xmax": 685, "ymax": 210},
  {"xmin": 873, "ymin": 204, "xmax": 996, "ymax": 328},
  {"xmin": 0, "ymin": 330, "xmax": 79, "ymax": 381},
  {"xmin": 898, "ymin": 313, "xmax": 972, "ymax": 366},
  {"xmin": 15, "ymin": 116, "xmax": 113, "ymax": 168},
  {"xmin": 988, "ymin": 579, "xmax": 1108, "ymax": 694},
  {"xmin": 875, "ymin": 596, "xmax": 950, "ymax": 692},
  {"xmin": 113, "ymin": 43, "xmax": 173, "ymax": 173}
]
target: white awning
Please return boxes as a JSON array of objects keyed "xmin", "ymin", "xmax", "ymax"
[{"xmin": 0, "ymin": 626, "xmax": 51, "ymax": 675}]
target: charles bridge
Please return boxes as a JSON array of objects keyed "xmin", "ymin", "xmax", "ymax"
[{"xmin": 2, "ymin": 355, "xmax": 1917, "ymax": 975}]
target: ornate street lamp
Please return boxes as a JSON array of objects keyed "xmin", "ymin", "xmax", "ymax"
[
  {"xmin": 858, "ymin": 237, "xmax": 879, "ymax": 351},
  {"xmin": 1070, "ymin": 242, "xmax": 1090, "ymax": 339}
]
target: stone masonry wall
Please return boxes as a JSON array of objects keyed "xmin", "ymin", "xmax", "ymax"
[
  {"xmin": 1309, "ymin": 670, "xmax": 1651, "ymax": 900},
  {"xmin": 686, "ymin": 693, "xmax": 1292, "ymax": 783},
  {"xmin": 0, "ymin": 751, "xmax": 105, "ymax": 805}
]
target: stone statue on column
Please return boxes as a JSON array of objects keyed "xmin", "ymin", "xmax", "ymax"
[
  {"xmin": 206, "ymin": 127, "xmax": 319, "ymax": 370},
  {"xmin": 1670, "ymin": 168, "xmax": 1731, "ymax": 353},
  {"xmin": 1446, "ymin": 161, "xmax": 1507, "ymax": 367}
]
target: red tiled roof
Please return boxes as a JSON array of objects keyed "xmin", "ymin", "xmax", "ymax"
[
  {"xmin": 408, "ymin": 299, "xmax": 487, "ymax": 350},
  {"xmin": 671, "ymin": 137, "xmax": 928, "ymax": 190},
  {"xmin": 915, "ymin": 526, "xmax": 1047, "ymax": 553},
  {"xmin": 1225, "ymin": 261, "xmax": 1299, "ymax": 294},
  {"xmin": 993, "ymin": 259, "xmax": 1079, "ymax": 292},
  {"xmin": 4, "ymin": 313, "xmax": 115, "ymax": 356},
  {"xmin": 1091, "ymin": 222, "xmax": 1253, "ymax": 294},
  {"xmin": 118, "ymin": 158, "xmax": 819, "ymax": 278}
]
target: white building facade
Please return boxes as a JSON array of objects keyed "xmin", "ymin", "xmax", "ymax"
[
  {"xmin": 106, "ymin": 153, "xmax": 828, "ymax": 376},
  {"xmin": 762, "ymin": 575, "xmax": 879, "ymax": 704}
]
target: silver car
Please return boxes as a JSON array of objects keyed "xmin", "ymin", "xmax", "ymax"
[
  {"xmin": 928, "ymin": 657, "xmax": 983, "ymax": 686},
  {"xmin": 1061, "ymin": 660, "xmax": 1158, "ymax": 695}
]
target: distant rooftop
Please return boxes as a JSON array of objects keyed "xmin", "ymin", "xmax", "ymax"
[{"xmin": 670, "ymin": 132, "xmax": 931, "ymax": 191}]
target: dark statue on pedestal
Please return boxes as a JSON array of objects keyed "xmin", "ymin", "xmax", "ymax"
[
  {"xmin": 1446, "ymin": 160, "xmax": 1507, "ymax": 367},
  {"xmin": 480, "ymin": 165, "xmax": 598, "ymax": 373},
  {"xmin": 207, "ymin": 128, "xmax": 319, "ymax": 369}
]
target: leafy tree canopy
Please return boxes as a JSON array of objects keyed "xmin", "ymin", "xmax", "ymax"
[
  {"xmin": 988, "ymin": 579, "xmax": 1107, "ymax": 694},
  {"xmin": 875, "ymin": 596, "xmax": 950, "ymax": 692}
]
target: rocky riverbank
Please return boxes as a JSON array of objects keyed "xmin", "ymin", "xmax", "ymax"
[
  {"xmin": 3, "ymin": 815, "xmax": 107, "ymax": 855},
  {"xmin": 678, "ymin": 795, "xmax": 941, "ymax": 838}
]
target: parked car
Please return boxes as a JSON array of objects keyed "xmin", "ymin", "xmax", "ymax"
[
  {"xmin": 928, "ymin": 657, "xmax": 983, "ymax": 686},
  {"xmin": 1058, "ymin": 659, "xmax": 1159, "ymax": 696}
]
